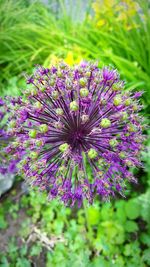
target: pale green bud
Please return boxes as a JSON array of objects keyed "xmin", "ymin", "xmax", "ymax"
[
  {"xmin": 80, "ymin": 88, "xmax": 89, "ymax": 97},
  {"xmin": 49, "ymin": 79, "xmax": 55, "ymax": 86},
  {"xmin": 58, "ymin": 166, "xmax": 66, "ymax": 173},
  {"xmin": 125, "ymin": 160, "xmax": 134, "ymax": 167},
  {"xmin": 34, "ymin": 101, "xmax": 42, "ymax": 109},
  {"xmin": 53, "ymin": 121, "xmax": 63, "ymax": 129},
  {"xmin": 12, "ymin": 141, "xmax": 19, "ymax": 148},
  {"xmin": 40, "ymin": 87, "xmax": 46, "ymax": 92},
  {"xmin": 40, "ymin": 124, "xmax": 48, "ymax": 133},
  {"xmin": 128, "ymin": 124, "xmax": 137, "ymax": 132},
  {"xmin": 29, "ymin": 129, "xmax": 37, "ymax": 138},
  {"xmin": 78, "ymin": 170, "xmax": 84, "ymax": 179},
  {"xmin": 31, "ymin": 164, "xmax": 38, "ymax": 171},
  {"xmin": 59, "ymin": 143, "xmax": 69, "ymax": 153},
  {"xmin": 36, "ymin": 140, "xmax": 43, "ymax": 147},
  {"xmin": 109, "ymin": 139, "xmax": 118, "ymax": 147},
  {"xmin": 21, "ymin": 159, "xmax": 28, "ymax": 165},
  {"xmin": 88, "ymin": 148, "xmax": 98, "ymax": 159},
  {"xmin": 98, "ymin": 158, "xmax": 105, "ymax": 165},
  {"xmin": 25, "ymin": 89, "xmax": 30, "ymax": 96},
  {"xmin": 100, "ymin": 99, "xmax": 106, "ymax": 106},
  {"xmin": 104, "ymin": 182, "xmax": 109, "ymax": 188},
  {"xmin": 52, "ymin": 90, "xmax": 59, "ymax": 99},
  {"xmin": 9, "ymin": 120, "xmax": 16, "ymax": 128},
  {"xmin": 66, "ymin": 81, "xmax": 72, "ymax": 90},
  {"xmin": 85, "ymin": 71, "xmax": 91, "ymax": 77},
  {"xmin": 23, "ymin": 140, "xmax": 30, "ymax": 148},
  {"xmin": 56, "ymin": 108, "xmax": 64, "ymax": 116},
  {"xmin": 57, "ymin": 70, "xmax": 63, "ymax": 78},
  {"xmin": 121, "ymin": 112, "xmax": 128, "ymax": 121},
  {"xmin": 124, "ymin": 98, "xmax": 131, "ymax": 106},
  {"xmin": 79, "ymin": 78, "xmax": 87, "ymax": 86},
  {"xmin": 31, "ymin": 88, "xmax": 37, "ymax": 96},
  {"xmin": 132, "ymin": 104, "xmax": 138, "ymax": 111},
  {"xmin": 112, "ymin": 83, "xmax": 122, "ymax": 91},
  {"xmin": 56, "ymin": 176, "xmax": 63, "ymax": 185},
  {"xmin": 113, "ymin": 95, "xmax": 122, "ymax": 106},
  {"xmin": 30, "ymin": 151, "xmax": 38, "ymax": 159},
  {"xmin": 119, "ymin": 152, "xmax": 126, "ymax": 159},
  {"xmin": 100, "ymin": 118, "xmax": 111, "ymax": 128},
  {"xmin": 70, "ymin": 101, "xmax": 79, "ymax": 111}
]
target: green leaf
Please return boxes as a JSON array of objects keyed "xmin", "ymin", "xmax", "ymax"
[
  {"xmin": 123, "ymin": 241, "xmax": 140, "ymax": 258},
  {"xmin": 125, "ymin": 199, "xmax": 140, "ymax": 220},
  {"xmin": 123, "ymin": 244, "xmax": 132, "ymax": 256},
  {"xmin": 100, "ymin": 221, "xmax": 125, "ymax": 244},
  {"xmin": 20, "ymin": 245, "xmax": 28, "ymax": 257},
  {"xmin": 0, "ymin": 215, "xmax": 8, "ymax": 229},
  {"xmin": 92, "ymin": 256, "xmax": 110, "ymax": 267},
  {"xmin": 125, "ymin": 221, "xmax": 138, "ymax": 233},
  {"xmin": 100, "ymin": 203, "xmax": 113, "ymax": 220},
  {"xmin": 142, "ymin": 249, "xmax": 150, "ymax": 265},
  {"xmin": 138, "ymin": 190, "xmax": 150, "ymax": 223},
  {"xmin": 53, "ymin": 218, "xmax": 65, "ymax": 234},
  {"xmin": 113, "ymin": 256, "xmax": 125, "ymax": 267},
  {"xmin": 0, "ymin": 256, "xmax": 9, "ymax": 267},
  {"xmin": 115, "ymin": 200, "xmax": 127, "ymax": 223},
  {"xmin": 87, "ymin": 206, "xmax": 100, "ymax": 225},
  {"xmin": 16, "ymin": 258, "xmax": 31, "ymax": 267},
  {"xmin": 30, "ymin": 244, "xmax": 42, "ymax": 256},
  {"xmin": 140, "ymin": 233, "xmax": 150, "ymax": 246}
]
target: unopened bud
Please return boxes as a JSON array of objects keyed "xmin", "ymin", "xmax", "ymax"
[
  {"xmin": 88, "ymin": 148, "xmax": 98, "ymax": 159},
  {"xmin": 100, "ymin": 118, "xmax": 111, "ymax": 128},
  {"xmin": 70, "ymin": 101, "xmax": 78, "ymax": 111}
]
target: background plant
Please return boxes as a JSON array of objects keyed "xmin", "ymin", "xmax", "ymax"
[{"xmin": 1, "ymin": 0, "xmax": 150, "ymax": 109}]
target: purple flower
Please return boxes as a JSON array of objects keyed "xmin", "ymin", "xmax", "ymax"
[
  {"xmin": 7, "ymin": 63, "xmax": 145, "ymax": 206},
  {"xmin": 0, "ymin": 98, "xmax": 18, "ymax": 175}
]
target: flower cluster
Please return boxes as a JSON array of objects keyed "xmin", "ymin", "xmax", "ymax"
[
  {"xmin": 7, "ymin": 62, "xmax": 144, "ymax": 206},
  {"xmin": 0, "ymin": 98, "xmax": 17, "ymax": 174},
  {"xmin": 92, "ymin": 0, "xmax": 140, "ymax": 30}
]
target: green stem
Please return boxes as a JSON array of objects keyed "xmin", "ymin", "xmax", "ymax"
[{"xmin": 83, "ymin": 199, "xmax": 93, "ymax": 241}]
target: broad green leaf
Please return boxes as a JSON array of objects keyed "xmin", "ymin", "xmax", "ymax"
[
  {"xmin": 140, "ymin": 233, "xmax": 150, "ymax": 246},
  {"xmin": 125, "ymin": 221, "xmax": 138, "ymax": 233},
  {"xmin": 115, "ymin": 200, "xmax": 127, "ymax": 223},
  {"xmin": 87, "ymin": 206, "xmax": 100, "ymax": 225},
  {"xmin": 142, "ymin": 249, "xmax": 150, "ymax": 265},
  {"xmin": 125, "ymin": 199, "xmax": 140, "ymax": 220},
  {"xmin": 123, "ymin": 244, "xmax": 132, "ymax": 256}
]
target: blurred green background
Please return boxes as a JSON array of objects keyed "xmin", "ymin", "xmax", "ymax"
[{"xmin": 0, "ymin": 0, "xmax": 150, "ymax": 266}]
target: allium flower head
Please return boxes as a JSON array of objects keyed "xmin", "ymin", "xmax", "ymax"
[{"xmin": 8, "ymin": 62, "xmax": 145, "ymax": 206}]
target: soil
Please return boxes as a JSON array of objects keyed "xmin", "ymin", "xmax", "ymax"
[
  {"xmin": 0, "ymin": 209, "xmax": 27, "ymax": 252},
  {"xmin": 0, "ymin": 181, "xmax": 47, "ymax": 267}
]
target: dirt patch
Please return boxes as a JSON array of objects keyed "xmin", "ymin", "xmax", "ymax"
[{"xmin": 0, "ymin": 209, "xmax": 27, "ymax": 252}]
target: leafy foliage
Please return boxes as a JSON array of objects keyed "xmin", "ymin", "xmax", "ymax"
[{"xmin": 0, "ymin": 184, "xmax": 150, "ymax": 266}]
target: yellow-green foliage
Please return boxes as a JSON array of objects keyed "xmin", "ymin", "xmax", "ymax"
[{"xmin": 92, "ymin": 0, "xmax": 140, "ymax": 30}]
